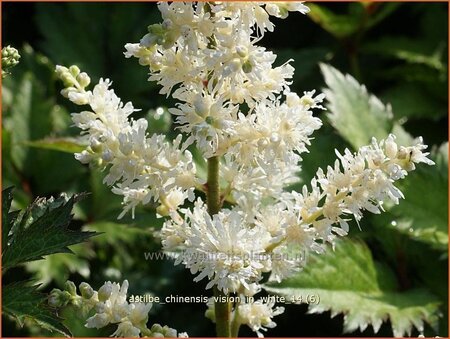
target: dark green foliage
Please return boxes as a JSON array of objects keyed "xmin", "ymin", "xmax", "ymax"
[
  {"xmin": 2, "ymin": 189, "xmax": 95, "ymax": 271},
  {"xmin": 2, "ymin": 188, "xmax": 96, "ymax": 336},
  {"xmin": 3, "ymin": 282, "xmax": 71, "ymax": 337}
]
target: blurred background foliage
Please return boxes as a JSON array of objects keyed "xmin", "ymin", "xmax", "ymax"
[{"xmin": 2, "ymin": 2, "xmax": 448, "ymax": 337}]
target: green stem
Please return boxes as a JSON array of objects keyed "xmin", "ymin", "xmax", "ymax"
[
  {"xmin": 207, "ymin": 157, "xmax": 220, "ymax": 215},
  {"xmin": 207, "ymin": 156, "xmax": 231, "ymax": 337},
  {"xmin": 214, "ymin": 286, "xmax": 231, "ymax": 337},
  {"xmin": 230, "ymin": 303, "xmax": 241, "ymax": 337}
]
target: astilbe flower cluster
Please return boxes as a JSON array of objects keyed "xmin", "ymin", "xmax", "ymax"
[
  {"xmin": 49, "ymin": 280, "xmax": 187, "ymax": 337},
  {"xmin": 56, "ymin": 2, "xmax": 434, "ymax": 337}
]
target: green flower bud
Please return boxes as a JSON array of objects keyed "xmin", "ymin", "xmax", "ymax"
[
  {"xmin": 65, "ymin": 280, "xmax": 77, "ymax": 296},
  {"xmin": 156, "ymin": 204, "xmax": 170, "ymax": 217},
  {"xmin": 62, "ymin": 73, "xmax": 76, "ymax": 87},
  {"xmin": 2, "ymin": 46, "xmax": 20, "ymax": 78},
  {"xmin": 90, "ymin": 138, "xmax": 103, "ymax": 153},
  {"xmin": 79, "ymin": 282, "xmax": 94, "ymax": 299},
  {"xmin": 98, "ymin": 282, "xmax": 112, "ymax": 302},
  {"xmin": 236, "ymin": 45, "xmax": 248, "ymax": 58},
  {"xmin": 151, "ymin": 324, "xmax": 164, "ymax": 333},
  {"xmin": 55, "ymin": 65, "xmax": 69, "ymax": 77},
  {"xmin": 69, "ymin": 65, "xmax": 81, "ymax": 77},
  {"xmin": 48, "ymin": 288, "xmax": 71, "ymax": 308},
  {"xmin": 162, "ymin": 326, "xmax": 177, "ymax": 338},
  {"xmin": 242, "ymin": 59, "xmax": 253, "ymax": 74},
  {"xmin": 205, "ymin": 116, "xmax": 215, "ymax": 125},
  {"xmin": 77, "ymin": 72, "xmax": 91, "ymax": 88}
]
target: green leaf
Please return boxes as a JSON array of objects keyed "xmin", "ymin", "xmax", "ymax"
[
  {"xmin": 3, "ymin": 282, "xmax": 71, "ymax": 336},
  {"xmin": 2, "ymin": 186, "xmax": 14, "ymax": 241},
  {"xmin": 364, "ymin": 3, "xmax": 401, "ymax": 29},
  {"xmin": 307, "ymin": 4, "xmax": 361, "ymax": 39},
  {"xmin": 307, "ymin": 3, "xmax": 399, "ymax": 39},
  {"xmin": 25, "ymin": 243, "xmax": 93, "ymax": 287},
  {"xmin": 264, "ymin": 239, "xmax": 441, "ymax": 337},
  {"xmin": 2, "ymin": 190, "xmax": 96, "ymax": 271},
  {"xmin": 35, "ymin": 3, "xmax": 162, "ymax": 107},
  {"xmin": 383, "ymin": 143, "xmax": 448, "ymax": 250},
  {"xmin": 381, "ymin": 83, "xmax": 447, "ymax": 120},
  {"xmin": 25, "ymin": 137, "xmax": 86, "ymax": 154},
  {"xmin": 363, "ymin": 36, "xmax": 446, "ymax": 72},
  {"xmin": 84, "ymin": 222, "xmax": 152, "ymax": 246},
  {"xmin": 2, "ymin": 49, "xmax": 87, "ymax": 195},
  {"xmin": 320, "ymin": 63, "xmax": 393, "ymax": 149}
]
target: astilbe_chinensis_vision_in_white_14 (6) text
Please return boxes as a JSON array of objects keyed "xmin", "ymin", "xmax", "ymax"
[
  {"xmin": 49, "ymin": 280, "xmax": 188, "ymax": 337},
  {"xmin": 55, "ymin": 2, "xmax": 435, "ymax": 337}
]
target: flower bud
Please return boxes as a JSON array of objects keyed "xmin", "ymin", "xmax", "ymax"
[
  {"xmin": 55, "ymin": 65, "xmax": 69, "ymax": 77},
  {"xmin": 385, "ymin": 135, "xmax": 398, "ymax": 159},
  {"xmin": 65, "ymin": 280, "xmax": 77, "ymax": 296},
  {"xmin": 141, "ymin": 33, "xmax": 158, "ymax": 47},
  {"xmin": 162, "ymin": 19, "xmax": 173, "ymax": 30},
  {"xmin": 194, "ymin": 95, "xmax": 211, "ymax": 118},
  {"xmin": 86, "ymin": 313, "xmax": 109, "ymax": 329},
  {"xmin": 151, "ymin": 324, "xmax": 163, "ymax": 333},
  {"xmin": 62, "ymin": 73, "xmax": 76, "ymax": 87},
  {"xmin": 101, "ymin": 149, "xmax": 114, "ymax": 162},
  {"xmin": 162, "ymin": 326, "xmax": 177, "ymax": 338},
  {"xmin": 300, "ymin": 95, "xmax": 315, "ymax": 107},
  {"xmin": 77, "ymin": 72, "xmax": 91, "ymax": 88},
  {"xmin": 79, "ymin": 282, "xmax": 94, "ymax": 299},
  {"xmin": 156, "ymin": 204, "xmax": 170, "ymax": 217},
  {"xmin": 98, "ymin": 282, "xmax": 113, "ymax": 302},
  {"xmin": 69, "ymin": 65, "xmax": 81, "ymax": 77},
  {"xmin": 286, "ymin": 92, "xmax": 300, "ymax": 107},
  {"xmin": 236, "ymin": 45, "xmax": 248, "ymax": 58},
  {"xmin": 75, "ymin": 150, "xmax": 92, "ymax": 164},
  {"xmin": 48, "ymin": 288, "xmax": 71, "ymax": 308},
  {"xmin": 242, "ymin": 59, "xmax": 253, "ymax": 73},
  {"xmin": 95, "ymin": 302, "xmax": 107, "ymax": 313},
  {"xmin": 90, "ymin": 138, "xmax": 103, "ymax": 153}
]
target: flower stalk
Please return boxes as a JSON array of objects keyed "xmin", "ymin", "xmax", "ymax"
[{"xmin": 207, "ymin": 156, "xmax": 231, "ymax": 337}]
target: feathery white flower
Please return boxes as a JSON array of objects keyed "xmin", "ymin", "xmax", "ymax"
[
  {"xmin": 55, "ymin": 66, "xmax": 198, "ymax": 218},
  {"xmin": 162, "ymin": 199, "xmax": 272, "ymax": 293},
  {"xmin": 238, "ymin": 299, "xmax": 285, "ymax": 338}
]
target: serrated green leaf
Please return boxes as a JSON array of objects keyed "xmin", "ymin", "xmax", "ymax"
[
  {"xmin": 25, "ymin": 137, "xmax": 86, "ymax": 154},
  {"xmin": 3, "ymin": 282, "xmax": 71, "ymax": 337},
  {"xmin": 264, "ymin": 239, "xmax": 441, "ymax": 337},
  {"xmin": 2, "ymin": 186, "xmax": 15, "ymax": 250},
  {"xmin": 384, "ymin": 143, "xmax": 448, "ymax": 250},
  {"xmin": 2, "ymin": 192, "xmax": 96, "ymax": 271},
  {"xmin": 320, "ymin": 63, "xmax": 393, "ymax": 149}
]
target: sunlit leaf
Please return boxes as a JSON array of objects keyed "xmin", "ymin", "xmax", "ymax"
[
  {"xmin": 265, "ymin": 239, "xmax": 441, "ymax": 337},
  {"xmin": 25, "ymin": 137, "xmax": 86, "ymax": 154},
  {"xmin": 320, "ymin": 63, "xmax": 393, "ymax": 149}
]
